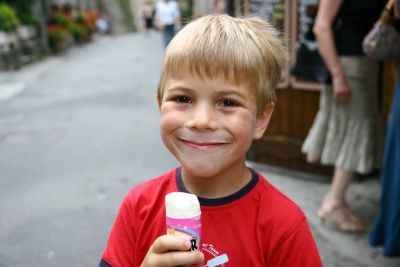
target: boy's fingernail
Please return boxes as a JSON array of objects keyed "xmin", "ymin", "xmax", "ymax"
[
  {"xmin": 199, "ymin": 252, "xmax": 205, "ymax": 261},
  {"xmin": 185, "ymin": 239, "xmax": 191, "ymax": 249}
]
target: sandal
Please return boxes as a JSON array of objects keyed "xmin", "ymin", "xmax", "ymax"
[{"xmin": 318, "ymin": 206, "xmax": 365, "ymax": 233}]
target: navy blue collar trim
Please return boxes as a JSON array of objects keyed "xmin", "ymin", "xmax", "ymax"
[
  {"xmin": 176, "ymin": 167, "xmax": 259, "ymax": 206},
  {"xmin": 99, "ymin": 259, "xmax": 112, "ymax": 267}
]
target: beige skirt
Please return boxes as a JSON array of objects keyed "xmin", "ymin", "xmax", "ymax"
[{"xmin": 301, "ymin": 56, "xmax": 383, "ymax": 174}]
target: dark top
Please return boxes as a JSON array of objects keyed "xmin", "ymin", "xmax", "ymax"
[{"xmin": 334, "ymin": 0, "xmax": 387, "ymax": 55}]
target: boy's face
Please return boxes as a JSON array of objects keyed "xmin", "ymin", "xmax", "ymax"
[{"xmin": 158, "ymin": 71, "xmax": 273, "ymax": 179}]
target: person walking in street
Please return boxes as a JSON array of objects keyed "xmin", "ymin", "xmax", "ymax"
[
  {"xmin": 99, "ymin": 14, "xmax": 322, "ymax": 267},
  {"xmin": 369, "ymin": 0, "xmax": 400, "ymax": 257},
  {"xmin": 301, "ymin": 0, "xmax": 386, "ymax": 233},
  {"xmin": 155, "ymin": 0, "xmax": 181, "ymax": 48},
  {"xmin": 141, "ymin": 3, "xmax": 155, "ymax": 35}
]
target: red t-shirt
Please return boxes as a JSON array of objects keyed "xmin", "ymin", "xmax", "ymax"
[{"xmin": 100, "ymin": 168, "xmax": 322, "ymax": 267}]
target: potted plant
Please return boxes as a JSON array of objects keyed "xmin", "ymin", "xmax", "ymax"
[
  {"xmin": 47, "ymin": 4, "xmax": 73, "ymax": 52},
  {"xmin": 47, "ymin": 25, "xmax": 69, "ymax": 52},
  {"xmin": 71, "ymin": 21, "xmax": 87, "ymax": 43},
  {"xmin": 72, "ymin": 11, "xmax": 97, "ymax": 43}
]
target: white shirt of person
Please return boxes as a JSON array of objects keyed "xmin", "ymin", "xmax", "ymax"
[{"xmin": 156, "ymin": 0, "xmax": 180, "ymax": 25}]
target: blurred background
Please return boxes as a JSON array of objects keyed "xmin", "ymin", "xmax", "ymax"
[{"xmin": 0, "ymin": 0, "xmax": 399, "ymax": 267}]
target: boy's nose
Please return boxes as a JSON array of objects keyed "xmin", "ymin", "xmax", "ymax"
[{"xmin": 186, "ymin": 103, "xmax": 217, "ymax": 130}]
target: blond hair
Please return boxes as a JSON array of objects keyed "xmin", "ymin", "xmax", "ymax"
[{"xmin": 157, "ymin": 14, "xmax": 288, "ymax": 116}]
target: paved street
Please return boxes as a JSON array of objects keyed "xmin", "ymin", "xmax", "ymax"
[{"xmin": 0, "ymin": 32, "xmax": 399, "ymax": 267}]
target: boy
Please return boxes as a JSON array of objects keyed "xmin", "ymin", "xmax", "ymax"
[{"xmin": 100, "ymin": 14, "xmax": 323, "ymax": 267}]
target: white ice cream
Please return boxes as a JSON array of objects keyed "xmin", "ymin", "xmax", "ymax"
[{"xmin": 165, "ymin": 192, "xmax": 201, "ymax": 218}]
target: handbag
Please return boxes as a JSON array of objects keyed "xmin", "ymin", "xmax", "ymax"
[
  {"xmin": 362, "ymin": 0, "xmax": 400, "ymax": 60},
  {"xmin": 291, "ymin": 39, "xmax": 331, "ymax": 84}
]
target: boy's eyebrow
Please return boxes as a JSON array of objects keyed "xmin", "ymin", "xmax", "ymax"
[
  {"xmin": 166, "ymin": 86, "xmax": 249, "ymax": 99},
  {"xmin": 214, "ymin": 89, "xmax": 248, "ymax": 99},
  {"xmin": 165, "ymin": 86, "xmax": 191, "ymax": 93}
]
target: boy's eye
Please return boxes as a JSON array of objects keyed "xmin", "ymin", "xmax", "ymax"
[
  {"xmin": 174, "ymin": 96, "xmax": 191, "ymax": 104},
  {"xmin": 220, "ymin": 99, "xmax": 239, "ymax": 107}
]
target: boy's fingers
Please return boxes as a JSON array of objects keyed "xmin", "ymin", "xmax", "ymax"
[
  {"xmin": 151, "ymin": 235, "xmax": 191, "ymax": 253},
  {"xmin": 158, "ymin": 250, "xmax": 204, "ymax": 266},
  {"xmin": 146, "ymin": 236, "xmax": 204, "ymax": 266}
]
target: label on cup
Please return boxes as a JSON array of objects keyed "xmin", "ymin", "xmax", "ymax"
[{"xmin": 166, "ymin": 215, "xmax": 201, "ymax": 251}]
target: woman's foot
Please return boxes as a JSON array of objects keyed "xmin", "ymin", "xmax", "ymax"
[{"xmin": 318, "ymin": 205, "xmax": 364, "ymax": 233}]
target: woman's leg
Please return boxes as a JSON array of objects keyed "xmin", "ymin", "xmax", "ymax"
[
  {"xmin": 319, "ymin": 168, "xmax": 364, "ymax": 232},
  {"xmin": 321, "ymin": 168, "xmax": 353, "ymax": 210}
]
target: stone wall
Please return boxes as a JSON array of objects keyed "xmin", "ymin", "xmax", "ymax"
[{"xmin": 98, "ymin": 0, "xmax": 136, "ymax": 33}]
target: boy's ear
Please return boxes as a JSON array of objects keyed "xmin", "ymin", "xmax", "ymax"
[{"xmin": 253, "ymin": 103, "xmax": 274, "ymax": 140}]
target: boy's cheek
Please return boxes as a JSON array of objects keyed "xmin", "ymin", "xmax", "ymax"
[
  {"xmin": 159, "ymin": 102, "xmax": 177, "ymax": 113},
  {"xmin": 159, "ymin": 110, "xmax": 184, "ymax": 132}
]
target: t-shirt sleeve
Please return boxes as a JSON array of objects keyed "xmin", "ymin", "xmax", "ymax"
[
  {"xmin": 269, "ymin": 218, "xmax": 323, "ymax": 267},
  {"xmin": 100, "ymin": 194, "xmax": 137, "ymax": 267}
]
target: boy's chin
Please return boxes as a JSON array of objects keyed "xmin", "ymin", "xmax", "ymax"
[
  {"xmin": 180, "ymin": 161, "xmax": 244, "ymax": 179},
  {"xmin": 181, "ymin": 165, "xmax": 223, "ymax": 179}
]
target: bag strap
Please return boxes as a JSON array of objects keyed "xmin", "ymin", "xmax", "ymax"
[{"xmin": 378, "ymin": 0, "xmax": 396, "ymax": 25}]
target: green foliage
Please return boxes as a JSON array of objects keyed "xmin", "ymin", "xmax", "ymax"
[
  {"xmin": 47, "ymin": 6, "xmax": 71, "ymax": 51},
  {"xmin": 0, "ymin": 3, "xmax": 19, "ymax": 31},
  {"xmin": 47, "ymin": 27, "xmax": 68, "ymax": 50},
  {"xmin": 5, "ymin": 0, "xmax": 36, "ymax": 11},
  {"xmin": 52, "ymin": 13, "xmax": 70, "ymax": 27},
  {"xmin": 5, "ymin": 0, "xmax": 37, "ymax": 26},
  {"xmin": 71, "ymin": 22, "xmax": 87, "ymax": 41},
  {"xmin": 75, "ymin": 13, "xmax": 85, "ymax": 24},
  {"xmin": 18, "ymin": 13, "xmax": 38, "ymax": 25},
  {"xmin": 71, "ymin": 11, "xmax": 97, "ymax": 42}
]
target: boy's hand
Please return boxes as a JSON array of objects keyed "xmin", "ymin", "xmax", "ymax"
[{"xmin": 141, "ymin": 235, "xmax": 204, "ymax": 267}]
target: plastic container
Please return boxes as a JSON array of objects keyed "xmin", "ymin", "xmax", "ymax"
[{"xmin": 165, "ymin": 192, "xmax": 201, "ymax": 255}]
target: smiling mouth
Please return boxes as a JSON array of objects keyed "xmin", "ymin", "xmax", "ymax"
[{"xmin": 178, "ymin": 138, "xmax": 229, "ymax": 149}]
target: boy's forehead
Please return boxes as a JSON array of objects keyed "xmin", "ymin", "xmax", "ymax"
[
  {"xmin": 165, "ymin": 70, "xmax": 255, "ymax": 96},
  {"xmin": 167, "ymin": 67, "xmax": 248, "ymax": 85}
]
